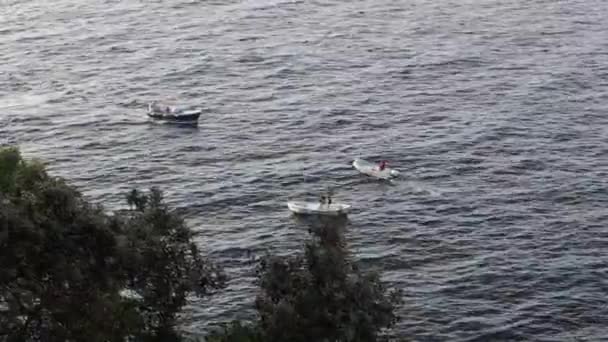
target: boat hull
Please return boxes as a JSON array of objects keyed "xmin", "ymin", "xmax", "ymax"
[
  {"xmin": 147, "ymin": 112, "xmax": 201, "ymax": 122},
  {"xmin": 147, "ymin": 109, "xmax": 201, "ymax": 125},
  {"xmin": 287, "ymin": 201, "xmax": 350, "ymax": 216}
]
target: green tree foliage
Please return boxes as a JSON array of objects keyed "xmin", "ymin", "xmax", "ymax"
[
  {"xmin": 205, "ymin": 321, "xmax": 263, "ymax": 342},
  {"xmin": 0, "ymin": 147, "xmax": 225, "ymax": 342},
  {"xmin": 118, "ymin": 187, "xmax": 226, "ymax": 340},
  {"xmin": 209, "ymin": 222, "xmax": 403, "ymax": 342},
  {"xmin": 0, "ymin": 147, "xmax": 19, "ymax": 193}
]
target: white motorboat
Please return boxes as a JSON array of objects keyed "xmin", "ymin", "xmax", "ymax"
[{"xmin": 287, "ymin": 201, "xmax": 351, "ymax": 216}]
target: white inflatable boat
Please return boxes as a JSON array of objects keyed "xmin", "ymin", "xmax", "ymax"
[{"xmin": 352, "ymin": 158, "xmax": 400, "ymax": 180}]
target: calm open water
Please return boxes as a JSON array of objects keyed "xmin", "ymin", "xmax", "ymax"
[{"xmin": 2, "ymin": 0, "xmax": 608, "ymax": 340}]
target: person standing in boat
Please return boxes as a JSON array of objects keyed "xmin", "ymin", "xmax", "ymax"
[
  {"xmin": 378, "ymin": 160, "xmax": 387, "ymax": 171},
  {"xmin": 319, "ymin": 194, "xmax": 332, "ymax": 205}
]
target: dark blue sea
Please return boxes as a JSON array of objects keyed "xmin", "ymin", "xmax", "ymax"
[{"xmin": 2, "ymin": 0, "xmax": 607, "ymax": 340}]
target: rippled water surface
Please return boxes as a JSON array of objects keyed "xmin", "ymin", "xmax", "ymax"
[{"xmin": 2, "ymin": 0, "xmax": 608, "ymax": 340}]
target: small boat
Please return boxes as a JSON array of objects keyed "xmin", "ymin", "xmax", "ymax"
[
  {"xmin": 353, "ymin": 158, "xmax": 400, "ymax": 180},
  {"xmin": 147, "ymin": 101, "xmax": 202, "ymax": 124},
  {"xmin": 287, "ymin": 201, "xmax": 351, "ymax": 216}
]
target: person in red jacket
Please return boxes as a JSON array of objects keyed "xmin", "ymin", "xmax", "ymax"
[{"xmin": 378, "ymin": 160, "xmax": 387, "ymax": 171}]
